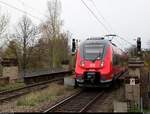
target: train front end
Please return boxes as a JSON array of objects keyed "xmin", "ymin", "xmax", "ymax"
[{"xmin": 75, "ymin": 38, "xmax": 113, "ymax": 87}]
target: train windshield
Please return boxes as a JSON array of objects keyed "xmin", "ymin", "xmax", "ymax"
[{"xmin": 82, "ymin": 44, "xmax": 105, "ymax": 61}]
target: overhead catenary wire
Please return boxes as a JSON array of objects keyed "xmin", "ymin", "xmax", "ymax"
[
  {"xmin": 89, "ymin": 0, "xmax": 114, "ymax": 33},
  {"xmin": 0, "ymin": 0, "xmax": 73, "ymax": 35},
  {"xmin": 17, "ymin": 0, "xmax": 48, "ymax": 19},
  {"xmin": 16, "ymin": 0, "xmax": 74, "ymax": 37},
  {"xmin": 117, "ymin": 35, "xmax": 136, "ymax": 47},
  {"xmin": 81, "ymin": 0, "xmax": 134, "ymax": 49},
  {"xmin": 89, "ymin": 0, "xmax": 135, "ymax": 48},
  {"xmin": 80, "ymin": 0, "xmax": 110, "ymax": 33},
  {"xmin": 0, "ymin": 0, "xmax": 79, "ymax": 50},
  {"xmin": 0, "ymin": 0, "xmax": 136, "ymax": 49},
  {"xmin": 0, "ymin": 1, "xmax": 43, "ymax": 22},
  {"xmin": 0, "ymin": 1, "xmax": 44, "ymax": 49}
]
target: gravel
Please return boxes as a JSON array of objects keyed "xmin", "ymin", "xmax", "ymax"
[{"xmin": 86, "ymin": 85, "xmax": 125, "ymax": 112}]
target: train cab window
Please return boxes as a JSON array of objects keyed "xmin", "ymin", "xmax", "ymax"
[{"xmin": 83, "ymin": 44, "xmax": 105, "ymax": 61}]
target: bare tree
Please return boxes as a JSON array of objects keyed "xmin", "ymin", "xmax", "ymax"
[
  {"xmin": 47, "ymin": 0, "xmax": 62, "ymax": 36},
  {"xmin": 0, "ymin": 9, "xmax": 9, "ymax": 76},
  {"xmin": 0, "ymin": 10, "xmax": 9, "ymax": 39},
  {"xmin": 40, "ymin": 0, "xmax": 65, "ymax": 68},
  {"xmin": 14, "ymin": 15, "xmax": 38, "ymax": 74},
  {"xmin": 0, "ymin": 9, "xmax": 9, "ymax": 57}
]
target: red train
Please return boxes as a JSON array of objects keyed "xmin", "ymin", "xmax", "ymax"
[{"xmin": 75, "ymin": 37, "xmax": 127, "ymax": 87}]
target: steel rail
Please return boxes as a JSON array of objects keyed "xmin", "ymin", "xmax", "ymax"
[
  {"xmin": 0, "ymin": 85, "xmax": 47, "ymax": 103},
  {"xmin": 0, "ymin": 77, "xmax": 64, "ymax": 95},
  {"xmin": 79, "ymin": 91, "xmax": 104, "ymax": 112},
  {"xmin": 0, "ymin": 77, "xmax": 64, "ymax": 103},
  {"xmin": 43, "ymin": 90, "xmax": 82, "ymax": 113},
  {"xmin": 44, "ymin": 90, "xmax": 105, "ymax": 113}
]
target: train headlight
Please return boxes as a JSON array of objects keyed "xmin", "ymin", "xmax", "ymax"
[
  {"xmin": 100, "ymin": 60, "xmax": 104, "ymax": 68},
  {"xmin": 80, "ymin": 61, "xmax": 85, "ymax": 67}
]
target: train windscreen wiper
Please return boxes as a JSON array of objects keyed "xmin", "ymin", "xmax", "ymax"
[{"xmin": 92, "ymin": 54, "xmax": 101, "ymax": 62}]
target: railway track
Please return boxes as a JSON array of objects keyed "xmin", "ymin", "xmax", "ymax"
[
  {"xmin": 43, "ymin": 71, "xmax": 129, "ymax": 113},
  {"xmin": 85, "ymin": 90, "xmax": 112, "ymax": 112},
  {"xmin": 44, "ymin": 89, "xmax": 105, "ymax": 113},
  {"xmin": 0, "ymin": 69, "xmax": 72, "ymax": 103},
  {"xmin": 0, "ymin": 77, "xmax": 64, "ymax": 103}
]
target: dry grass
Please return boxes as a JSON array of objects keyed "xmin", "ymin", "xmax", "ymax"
[
  {"xmin": 0, "ymin": 81, "xmax": 25, "ymax": 92},
  {"xmin": 17, "ymin": 83, "xmax": 76, "ymax": 107}
]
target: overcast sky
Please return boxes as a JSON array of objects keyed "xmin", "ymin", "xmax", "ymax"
[{"xmin": 0, "ymin": 0, "xmax": 150, "ymax": 49}]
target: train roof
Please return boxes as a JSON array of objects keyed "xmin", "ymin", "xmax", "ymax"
[{"xmin": 82, "ymin": 37, "xmax": 110, "ymax": 45}]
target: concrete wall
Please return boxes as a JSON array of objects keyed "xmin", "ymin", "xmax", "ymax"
[
  {"xmin": 0, "ymin": 77, "xmax": 9, "ymax": 86},
  {"xmin": 114, "ymin": 101, "xmax": 127, "ymax": 112},
  {"xmin": 3, "ymin": 66, "xmax": 19, "ymax": 82},
  {"xmin": 125, "ymin": 84, "xmax": 140, "ymax": 103},
  {"xmin": 64, "ymin": 76, "xmax": 75, "ymax": 86},
  {"xmin": 128, "ymin": 68, "xmax": 140, "ymax": 78}
]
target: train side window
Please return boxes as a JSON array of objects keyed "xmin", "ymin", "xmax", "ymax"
[
  {"xmin": 120, "ymin": 56, "xmax": 124, "ymax": 66},
  {"xmin": 113, "ymin": 54, "xmax": 117, "ymax": 65},
  {"xmin": 114, "ymin": 54, "xmax": 121, "ymax": 65},
  {"xmin": 113, "ymin": 55, "xmax": 115, "ymax": 65},
  {"xmin": 116, "ymin": 55, "xmax": 118, "ymax": 65},
  {"xmin": 112, "ymin": 50, "xmax": 115, "ymax": 65}
]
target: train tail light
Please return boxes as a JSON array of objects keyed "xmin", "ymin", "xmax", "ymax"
[{"xmin": 80, "ymin": 61, "xmax": 85, "ymax": 67}]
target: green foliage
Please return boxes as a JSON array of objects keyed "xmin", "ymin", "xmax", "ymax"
[
  {"xmin": 143, "ymin": 109, "xmax": 150, "ymax": 112},
  {"xmin": 26, "ymin": 35, "xmax": 70, "ymax": 70},
  {"xmin": 128, "ymin": 106, "xmax": 150, "ymax": 112},
  {"xmin": 128, "ymin": 107, "xmax": 141, "ymax": 112}
]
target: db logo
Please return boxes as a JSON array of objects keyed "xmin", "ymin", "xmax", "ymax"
[{"xmin": 90, "ymin": 64, "xmax": 95, "ymax": 67}]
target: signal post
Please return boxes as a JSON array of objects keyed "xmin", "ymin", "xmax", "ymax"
[
  {"xmin": 114, "ymin": 37, "xmax": 149, "ymax": 112},
  {"xmin": 125, "ymin": 58, "xmax": 144, "ymax": 111},
  {"xmin": 124, "ymin": 37, "xmax": 149, "ymax": 112},
  {"xmin": 64, "ymin": 38, "xmax": 79, "ymax": 87}
]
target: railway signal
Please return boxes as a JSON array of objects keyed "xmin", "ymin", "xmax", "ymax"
[
  {"xmin": 137, "ymin": 37, "xmax": 141, "ymax": 56},
  {"xmin": 72, "ymin": 38, "xmax": 80, "ymax": 55},
  {"xmin": 72, "ymin": 39, "xmax": 76, "ymax": 54}
]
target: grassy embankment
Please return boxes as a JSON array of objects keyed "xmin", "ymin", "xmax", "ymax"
[
  {"xmin": 17, "ymin": 83, "xmax": 78, "ymax": 106},
  {"xmin": 0, "ymin": 80, "xmax": 25, "ymax": 92}
]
